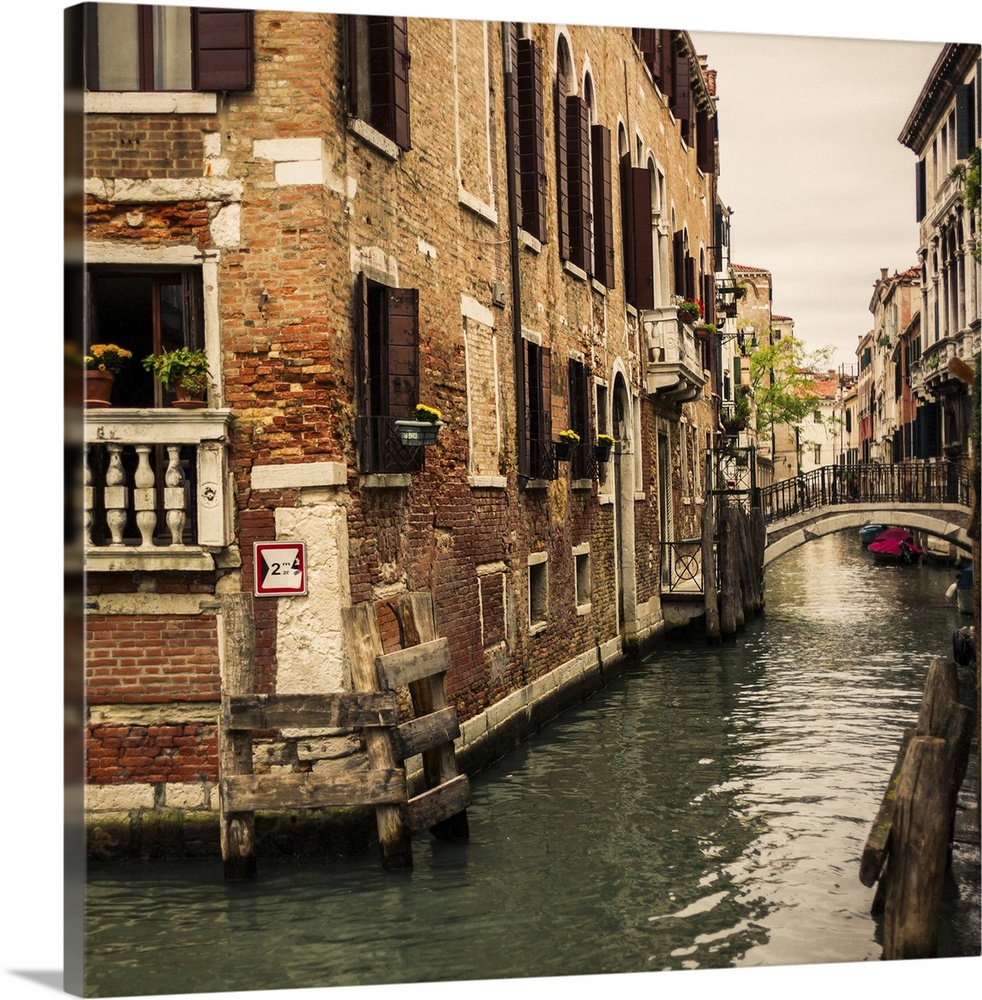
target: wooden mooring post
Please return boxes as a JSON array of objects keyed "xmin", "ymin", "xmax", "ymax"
[
  {"xmin": 218, "ymin": 592, "xmax": 470, "ymax": 877},
  {"xmin": 859, "ymin": 657, "xmax": 975, "ymax": 959}
]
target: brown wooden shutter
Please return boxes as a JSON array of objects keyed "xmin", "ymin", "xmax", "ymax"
[
  {"xmin": 702, "ymin": 272, "xmax": 716, "ymax": 327},
  {"xmin": 555, "ymin": 58, "xmax": 570, "ymax": 261},
  {"xmin": 385, "ymin": 287, "xmax": 419, "ymax": 419},
  {"xmin": 192, "ymin": 8, "xmax": 254, "ymax": 91},
  {"xmin": 622, "ymin": 159, "xmax": 654, "ymax": 311},
  {"xmin": 566, "ymin": 96, "xmax": 592, "ymax": 273},
  {"xmin": 366, "ymin": 17, "xmax": 411, "ymax": 150},
  {"xmin": 696, "ymin": 107, "xmax": 715, "ymax": 174},
  {"xmin": 657, "ymin": 30, "xmax": 674, "ymax": 100},
  {"xmin": 955, "ymin": 84, "xmax": 974, "ymax": 160},
  {"xmin": 591, "ymin": 124, "xmax": 615, "ymax": 288},
  {"xmin": 355, "ymin": 273, "xmax": 375, "ymax": 467},
  {"xmin": 672, "ymin": 52, "xmax": 692, "ymax": 142},
  {"xmin": 344, "ymin": 15, "xmax": 359, "ymax": 116},
  {"xmin": 540, "ymin": 347, "xmax": 552, "ymax": 448},
  {"xmin": 685, "ymin": 256, "xmax": 696, "ymax": 301},
  {"xmin": 673, "ymin": 231, "xmax": 685, "ymax": 297},
  {"xmin": 636, "ymin": 29, "xmax": 658, "ymax": 77},
  {"xmin": 915, "ymin": 158, "xmax": 926, "ymax": 223},
  {"xmin": 518, "ymin": 38, "xmax": 547, "ymax": 241}
]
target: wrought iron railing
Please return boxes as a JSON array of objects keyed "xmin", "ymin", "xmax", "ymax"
[
  {"xmin": 758, "ymin": 461, "xmax": 973, "ymax": 525},
  {"xmin": 660, "ymin": 537, "xmax": 712, "ymax": 593},
  {"xmin": 358, "ymin": 415, "xmax": 425, "ymax": 475}
]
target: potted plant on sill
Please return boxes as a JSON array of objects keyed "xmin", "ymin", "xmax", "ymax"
[
  {"xmin": 676, "ymin": 297, "xmax": 703, "ymax": 323},
  {"xmin": 84, "ymin": 343, "xmax": 133, "ymax": 407},
  {"xmin": 594, "ymin": 433, "xmax": 616, "ymax": 463},
  {"xmin": 394, "ymin": 403, "xmax": 443, "ymax": 446},
  {"xmin": 142, "ymin": 347, "xmax": 211, "ymax": 409},
  {"xmin": 555, "ymin": 428, "xmax": 580, "ymax": 461}
]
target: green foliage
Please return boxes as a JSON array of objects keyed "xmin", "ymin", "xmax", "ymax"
[
  {"xmin": 965, "ymin": 147, "xmax": 980, "ymax": 262},
  {"xmin": 746, "ymin": 337, "xmax": 834, "ymax": 438},
  {"xmin": 142, "ymin": 347, "xmax": 211, "ymax": 394}
]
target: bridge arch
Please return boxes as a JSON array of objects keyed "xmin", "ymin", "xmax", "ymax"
[{"xmin": 763, "ymin": 504, "xmax": 972, "ymax": 567}]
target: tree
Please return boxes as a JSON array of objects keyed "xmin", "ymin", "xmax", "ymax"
[{"xmin": 745, "ymin": 336, "xmax": 834, "ymax": 440}]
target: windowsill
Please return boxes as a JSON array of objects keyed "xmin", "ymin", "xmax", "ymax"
[
  {"xmin": 360, "ymin": 473, "xmax": 412, "ymax": 489},
  {"xmin": 525, "ymin": 479, "xmax": 551, "ymax": 490},
  {"xmin": 571, "ymin": 478, "xmax": 592, "ymax": 491},
  {"xmin": 562, "ymin": 260, "xmax": 589, "ymax": 282},
  {"xmin": 469, "ymin": 475, "xmax": 508, "ymax": 489},
  {"xmin": 84, "ymin": 91, "xmax": 219, "ymax": 115},
  {"xmin": 458, "ymin": 187, "xmax": 498, "ymax": 225},
  {"xmin": 634, "ymin": 491, "xmax": 646, "ymax": 501},
  {"xmin": 591, "ymin": 278, "xmax": 607, "ymax": 296},
  {"xmin": 518, "ymin": 230, "xmax": 542, "ymax": 253},
  {"xmin": 576, "ymin": 602, "xmax": 592, "ymax": 617},
  {"xmin": 529, "ymin": 621, "xmax": 547, "ymax": 636},
  {"xmin": 598, "ymin": 493, "xmax": 613, "ymax": 505},
  {"xmin": 348, "ymin": 117, "xmax": 400, "ymax": 161}
]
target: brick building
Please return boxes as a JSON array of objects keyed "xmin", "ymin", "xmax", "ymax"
[{"xmin": 71, "ymin": 6, "xmax": 723, "ymax": 855}]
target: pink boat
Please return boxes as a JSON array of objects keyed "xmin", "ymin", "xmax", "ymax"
[{"xmin": 868, "ymin": 527, "xmax": 922, "ymax": 565}]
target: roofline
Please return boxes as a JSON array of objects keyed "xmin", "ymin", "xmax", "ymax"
[{"xmin": 899, "ymin": 42, "xmax": 981, "ymax": 152}]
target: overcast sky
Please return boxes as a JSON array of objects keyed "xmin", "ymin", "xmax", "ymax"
[{"xmin": 689, "ymin": 30, "xmax": 942, "ymax": 371}]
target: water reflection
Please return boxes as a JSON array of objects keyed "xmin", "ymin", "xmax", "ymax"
[{"xmin": 84, "ymin": 531, "xmax": 972, "ymax": 996}]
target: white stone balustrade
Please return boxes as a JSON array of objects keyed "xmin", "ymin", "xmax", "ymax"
[
  {"xmin": 643, "ymin": 308, "xmax": 706, "ymax": 402},
  {"xmin": 83, "ymin": 409, "xmax": 234, "ymax": 572}
]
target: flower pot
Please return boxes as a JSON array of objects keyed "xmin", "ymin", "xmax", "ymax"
[
  {"xmin": 84, "ymin": 370, "xmax": 115, "ymax": 407},
  {"xmin": 394, "ymin": 419, "xmax": 443, "ymax": 446},
  {"xmin": 555, "ymin": 441, "xmax": 574, "ymax": 461},
  {"xmin": 172, "ymin": 383, "xmax": 207, "ymax": 409},
  {"xmin": 593, "ymin": 444, "xmax": 612, "ymax": 463}
]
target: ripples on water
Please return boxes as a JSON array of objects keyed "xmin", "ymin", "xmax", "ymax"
[{"xmin": 83, "ymin": 531, "xmax": 975, "ymax": 996}]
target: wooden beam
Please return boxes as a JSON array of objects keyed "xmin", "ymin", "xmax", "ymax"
[
  {"xmin": 222, "ymin": 769, "xmax": 407, "ymax": 813},
  {"xmin": 393, "ymin": 706, "xmax": 461, "ymax": 761},
  {"xmin": 342, "ymin": 603, "xmax": 413, "ymax": 868},
  {"xmin": 405, "ymin": 774, "xmax": 472, "ymax": 837},
  {"xmin": 860, "ymin": 727, "xmax": 915, "ymax": 888},
  {"xmin": 375, "ymin": 637, "xmax": 452, "ymax": 689},
  {"xmin": 225, "ymin": 691, "xmax": 399, "ymax": 731}
]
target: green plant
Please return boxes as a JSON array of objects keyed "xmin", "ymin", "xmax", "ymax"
[
  {"xmin": 676, "ymin": 297, "xmax": 703, "ymax": 319},
  {"xmin": 596, "ymin": 434, "xmax": 616, "ymax": 448},
  {"xmin": 559, "ymin": 429, "xmax": 581, "ymax": 444},
  {"xmin": 86, "ymin": 344, "xmax": 132, "ymax": 374},
  {"xmin": 412, "ymin": 403, "xmax": 442, "ymax": 423},
  {"xmin": 694, "ymin": 322, "xmax": 717, "ymax": 335},
  {"xmin": 142, "ymin": 346, "xmax": 211, "ymax": 394}
]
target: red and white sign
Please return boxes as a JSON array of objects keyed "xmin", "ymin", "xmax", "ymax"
[{"xmin": 254, "ymin": 542, "xmax": 307, "ymax": 597}]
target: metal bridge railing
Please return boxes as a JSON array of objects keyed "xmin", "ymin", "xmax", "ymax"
[{"xmin": 758, "ymin": 461, "xmax": 972, "ymax": 525}]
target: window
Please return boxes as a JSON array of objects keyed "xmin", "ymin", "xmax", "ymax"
[
  {"xmin": 555, "ymin": 38, "xmax": 572, "ymax": 261},
  {"xmin": 591, "ymin": 123, "xmax": 615, "ymax": 287},
  {"xmin": 567, "ymin": 359, "xmax": 593, "ymax": 479},
  {"xmin": 345, "ymin": 15, "xmax": 411, "ymax": 151},
  {"xmin": 84, "ymin": 5, "xmax": 253, "ymax": 92},
  {"xmin": 517, "ymin": 35, "xmax": 547, "ymax": 240},
  {"xmin": 565, "ymin": 95, "xmax": 593, "ymax": 273},
  {"xmin": 620, "ymin": 156, "xmax": 654, "ymax": 309},
  {"xmin": 573, "ymin": 543, "xmax": 592, "ymax": 611},
  {"xmin": 525, "ymin": 340, "xmax": 553, "ymax": 480},
  {"xmin": 87, "ymin": 266, "xmax": 204, "ymax": 408},
  {"xmin": 528, "ymin": 553, "xmax": 548, "ymax": 631},
  {"xmin": 696, "ymin": 104, "xmax": 715, "ymax": 174},
  {"xmin": 355, "ymin": 273, "xmax": 423, "ymax": 474}
]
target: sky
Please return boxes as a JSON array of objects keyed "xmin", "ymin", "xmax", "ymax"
[{"xmin": 3, "ymin": 4, "xmax": 978, "ymax": 1000}]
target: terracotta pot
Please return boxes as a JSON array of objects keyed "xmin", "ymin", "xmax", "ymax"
[
  {"xmin": 172, "ymin": 383, "xmax": 207, "ymax": 409},
  {"xmin": 84, "ymin": 370, "xmax": 115, "ymax": 407}
]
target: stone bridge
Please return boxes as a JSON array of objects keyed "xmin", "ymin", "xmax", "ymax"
[{"xmin": 764, "ymin": 502, "xmax": 973, "ymax": 567}]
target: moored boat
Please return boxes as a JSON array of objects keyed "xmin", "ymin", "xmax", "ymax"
[
  {"xmin": 945, "ymin": 564, "xmax": 974, "ymax": 615},
  {"xmin": 867, "ymin": 527, "xmax": 922, "ymax": 565},
  {"xmin": 859, "ymin": 523, "xmax": 888, "ymax": 547}
]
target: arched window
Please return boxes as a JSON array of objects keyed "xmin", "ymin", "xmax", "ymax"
[{"xmin": 555, "ymin": 37, "xmax": 572, "ymax": 261}]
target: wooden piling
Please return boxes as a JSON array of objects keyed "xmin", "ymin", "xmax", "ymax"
[
  {"xmin": 916, "ymin": 657, "xmax": 959, "ymax": 736},
  {"xmin": 718, "ymin": 507, "xmax": 739, "ymax": 637},
  {"xmin": 218, "ymin": 593, "xmax": 258, "ymax": 880},
  {"xmin": 882, "ymin": 736, "xmax": 950, "ymax": 960},
  {"xmin": 702, "ymin": 500, "xmax": 720, "ymax": 643}
]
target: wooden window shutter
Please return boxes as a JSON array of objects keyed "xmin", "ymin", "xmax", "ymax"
[
  {"xmin": 506, "ymin": 24, "xmax": 523, "ymax": 228},
  {"xmin": 696, "ymin": 108, "xmax": 715, "ymax": 173},
  {"xmin": 635, "ymin": 28, "xmax": 658, "ymax": 77},
  {"xmin": 540, "ymin": 346, "xmax": 553, "ymax": 449},
  {"xmin": 192, "ymin": 8, "xmax": 254, "ymax": 91},
  {"xmin": 672, "ymin": 52, "xmax": 692, "ymax": 142},
  {"xmin": 685, "ymin": 256, "xmax": 696, "ymax": 301},
  {"xmin": 555, "ymin": 57, "xmax": 570, "ymax": 261},
  {"xmin": 955, "ymin": 84, "xmax": 974, "ymax": 160},
  {"xmin": 384, "ymin": 287, "xmax": 419, "ymax": 419},
  {"xmin": 915, "ymin": 159, "xmax": 926, "ymax": 223},
  {"xmin": 673, "ymin": 231, "xmax": 685, "ymax": 296},
  {"xmin": 518, "ymin": 38, "xmax": 547, "ymax": 241},
  {"xmin": 702, "ymin": 272, "xmax": 716, "ymax": 328},
  {"xmin": 566, "ymin": 96, "xmax": 593, "ymax": 274},
  {"xmin": 658, "ymin": 30, "xmax": 675, "ymax": 101},
  {"xmin": 591, "ymin": 124, "xmax": 615, "ymax": 288},
  {"xmin": 621, "ymin": 160, "xmax": 654, "ymax": 311},
  {"xmin": 365, "ymin": 17, "xmax": 411, "ymax": 150}
]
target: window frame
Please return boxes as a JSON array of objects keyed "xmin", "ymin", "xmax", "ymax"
[{"xmin": 345, "ymin": 15, "xmax": 412, "ymax": 152}]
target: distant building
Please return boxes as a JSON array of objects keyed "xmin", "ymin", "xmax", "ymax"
[{"xmin": 898, "ymin": 42, "xmax": 980, "ymax": 466}]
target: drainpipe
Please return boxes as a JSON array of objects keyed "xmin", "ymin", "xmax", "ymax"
[{"xmin": 502, "ymin": 23, "xmax": 527, "ymax": 488}]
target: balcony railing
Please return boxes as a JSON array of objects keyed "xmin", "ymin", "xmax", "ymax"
[
  {"xmin": 357, "ymin": 415, "xmax": 426, "ymax": 475},
  {"xmin": 82, "ymin": 409, "xmax": 233, "ymax": 570},
  {"xmin": 660, "ymin": 537, "xmax": 711, "ymax": 593},
  {"xmin": 644, "ymin": 309, "xmax": 705, "ymax": 401}
]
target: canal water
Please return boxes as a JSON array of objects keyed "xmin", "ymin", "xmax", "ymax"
[{"xmin": 83, "ymin": 530, "xmax": 979, "ymax": 998}]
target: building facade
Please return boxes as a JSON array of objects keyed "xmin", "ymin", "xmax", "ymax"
[
  {"xmin": 899, "ymin": 42, "xmax": 981, "ymax": 467},
  {"xmin": 72, "ymin": 7, "xmax": 724, "ymax": 853}
]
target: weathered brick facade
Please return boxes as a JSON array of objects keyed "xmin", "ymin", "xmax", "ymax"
[{"xmin": 78, "ymin": 8, "xmax": 722, "ymax": 857}]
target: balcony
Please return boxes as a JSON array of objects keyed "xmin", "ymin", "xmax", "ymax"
[
  {"xmin": 82, "ymin": 409, "xmax": 234, "ymax": 572},
  {"xmin": 644, "ymin": 309, "xmax": 705, "ymax": 402}
]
